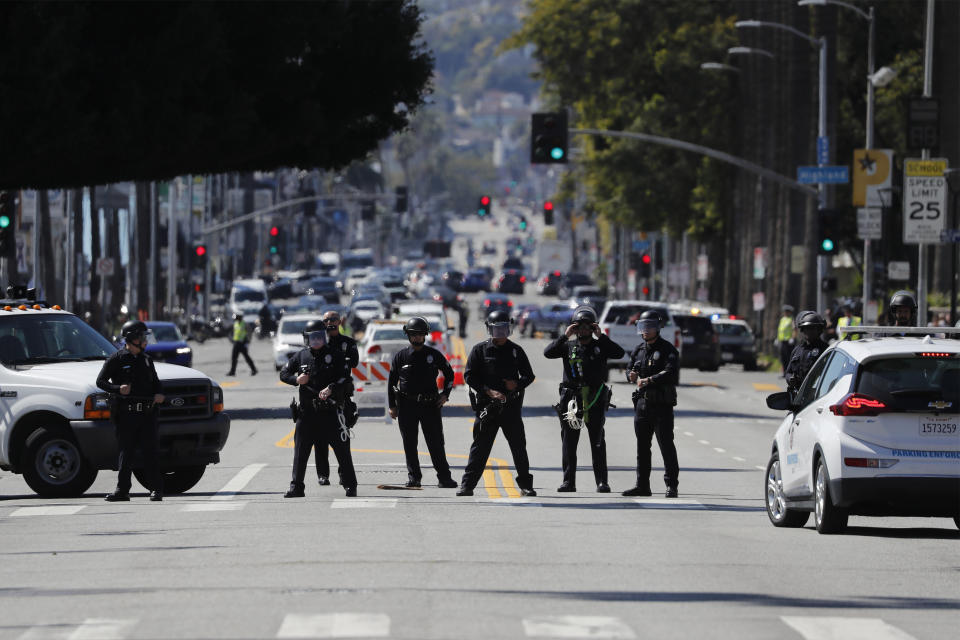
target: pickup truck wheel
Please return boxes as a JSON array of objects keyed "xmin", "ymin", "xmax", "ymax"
[
  {"xmin": 135, "ymin": 465, "xmax": 206, "ymax": 494},
  {"xmin": 21, "ymin": 428, "xmax": 97, "ymax": 498}
]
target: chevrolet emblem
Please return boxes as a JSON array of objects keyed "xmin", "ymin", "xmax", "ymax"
[{"xmin": 928, "ymin": 400, "xmax": 953, "ymax": 409}]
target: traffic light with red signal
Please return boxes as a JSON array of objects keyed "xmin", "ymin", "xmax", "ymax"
[
  {"xmin": 478, "ymin": 195, "xmax": 491, "ymax": 217},
  {"xmin": 543, "ymin": 200, "xmax": 554, "ymax": 225},
  {"xmin": 193, "ymin": 242, "xmax": 207, "ymax": 269},
  {"xmin": 269, "ymin": 225, "xmax": 280, "ymax": 255}
]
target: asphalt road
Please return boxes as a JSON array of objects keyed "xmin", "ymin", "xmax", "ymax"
[{"xmin": 1, "ymin": 213, "xmax": 957, "ymax": 639}]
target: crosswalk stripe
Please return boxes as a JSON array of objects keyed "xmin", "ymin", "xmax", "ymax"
[
  {"xmin": 211, "ymin": 463, "xmax": 267, "ymax": 500},
  {"xmin": 10, "ymin": 506, "xmax": 85, "ymax": 517},
  {"xmin": 182, "ymin": 502, "xmax": 247, "ymax": 512},
  {"xmin": 276, "ymin": 613, "xmax": 390, "ymax": 638},
  {"xmin": 522, "ymin": 615, "xmax": 636, "ymax": 638},
  {"xmin": 632, "ymin": 498, "xmax": 706, "ymax": 510},
  {"xmin": 18, "ymin": 618, "xmax": 138, "ymax": 640},
  {"xmin": 781, "ymin": 616, "xmax": 918, "ymax": 640},
  {"xmin": 331, "ymin": 499, "xmax": 397, "ymax": 509}
]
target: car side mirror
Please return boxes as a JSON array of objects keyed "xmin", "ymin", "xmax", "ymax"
[{"xmin": 766, "ymin": 391, "xmax": 794, "ymax": 411}]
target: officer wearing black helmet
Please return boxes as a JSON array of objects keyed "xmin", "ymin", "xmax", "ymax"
[
  {"xmin": 544, "ymin": 305, "xmax": 624, "ymax": 493},
  {"xmin": 888, "ymin": 290, "xmax": 918, "ymax": 327},
  {"xmin": 785, "ymin": 311, "xmax": 829, "ymax": 395},
  {"xmin": 314, "ymin": 310, "xmax": 359, "ymax": 486},
  {"xmin": 279, "ymin": 319, "xmax": 357, "ymax": 497},
  {"xmin": 623, "ymin": 310, "xmax": 680, "ymax": 498},
  {"xmin": 387, "ymin": 316, "xmax": 458, "ymax": 488},
  {"xmin": 96, "ymin": 320, "xmax": 165, "ymax": 502},
  {"xmin": 457, "ymin": 309, "xmax": 537, "ymax": 497}
]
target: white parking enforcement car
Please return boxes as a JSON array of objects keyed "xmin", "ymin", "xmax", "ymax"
[
  {"xmin": 765, "ymin": 326, "xmax": 960, "ymax": 534},
  {"xmin": 272, "ymin": 314, "xmax": 324, "ymax": 370}
]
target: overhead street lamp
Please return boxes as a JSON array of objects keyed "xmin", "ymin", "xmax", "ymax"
[
  {"xmin": 736, "ymin": 18, "xmax": 829, "ymax": 312},
  {"xmin": 799, "ymin": 0, "xmax": 879, "ymax": 320},
  {"xmin": 727, "ymin": 46, "xmax": 775, "ymax": 60},
  {"xmin": 699, "ymin": 62, "xmax": 740, "ymax": 74}
]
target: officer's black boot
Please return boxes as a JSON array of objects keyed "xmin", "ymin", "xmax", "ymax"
[
  {"xmin": 665, "ymin": 487, "xmax": 679, "ymax": 498},
  {"xmin": 104, "ymin": 491, "xmax": 130, "ymax": 502},
  {"xmin": 318, "ymin": 476, "xmax": 330, "ymax": 486},
  {"xmin": 456, "ymin": 485, "xmax": 473, "ymax": 496},
  {"xmin": 621, "ymin": 486, "xmax": 652, "ymax": 497},
  {"xmin": 149, "ymin": 490, "xmax": 163, "ymax": 502},
  {"xmin": 557, "ymin": 482, "xmax": 576, "ymax": 492},
  {"xmin": 284, "ymin": 483, "xmax": 305, "ymax": 498}
]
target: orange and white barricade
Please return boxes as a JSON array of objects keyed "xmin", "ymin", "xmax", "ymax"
[{"xmin": 352, "ymin": 361, "xmax": 392, "ymax": 423}]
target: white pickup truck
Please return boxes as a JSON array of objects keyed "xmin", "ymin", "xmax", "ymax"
[
  {"xmin": 597, "ymin": 300, "xmax": 682, "ymax": 379},
  {"xmin": 0, "ymin": 293, "xmax": 230, "ymax": 498}
]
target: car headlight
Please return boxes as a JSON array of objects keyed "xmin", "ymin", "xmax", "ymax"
[
  {"xmin": 83, "ymin": 392, "xmax": 111, "ymax": 420},
  {"xmin": 176, "ymin": 347, "xmax": 192, "ymax": 354},
  {"xmin": 212, "ymin": 386, "xmax": 224, "ymax": 413}
]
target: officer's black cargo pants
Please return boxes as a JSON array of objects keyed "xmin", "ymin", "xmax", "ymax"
[
  {"xmin": 634, "ymin": 403, "xmax": 679, "ymax": 491},
  {"xmin": 291, "ymin": 408, "xmax": 356, "ymax": 490},
  {"xmin": 460, "ymin": 402, "xmax": 533, "ymax": 491},
  {"xmin": 397, "ymin": 397, "xmax": 454, "ymax": 485}
]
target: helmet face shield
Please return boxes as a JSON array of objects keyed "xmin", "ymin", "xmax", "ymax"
[
  {"xmin": 488, "ymin": 322, "xmax": 512, "ymax": 339},
  {"xmin": 306, "ymin": 331, "xmax": 327, "ymax": 349},
  {"xmin": 636, "ymin": 319, "xmax": 659, "ymax": 334}
]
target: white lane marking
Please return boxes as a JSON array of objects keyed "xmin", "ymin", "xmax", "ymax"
[
  {"xmin": 276, "ymin": 613, "xmax": 390, "ymax": 638},
  {"xmin": 713, "ymin": 447, "xmax": 726, "ymax": 453},
  {"xmin": 10, "ymin": 506, "xmax": 85, "ymax": 517},
  {"xmin": 182, "ymin": 502, "xmax": 247, "ymax": 512},
  {"xmin": 781, "ymin": 616, "xmax": 918, "ymax": 640},
  {"xmin": 523, "ymin": 615, "xmax": 636, "ymax": 638},
  {"xmin": 632, "ymin": 498, "xmax": 705, "ymax": 510},
  {"xmin": 733, "ymin": 456, "xmax": 746, "ymax": 462},
  {"xmin": 211, "ymin": 463, "xmax": 267, "ymax": 500},
  {"xmin": 331, "ymin": 499, "xmax": 397, "ymax": 509},
  {"xmin": 69, "ymin": 619, "xmax": 138, "ymax": 640},
  {"xmin": 755, "ymin": 465, "xmax": 766, "ymax": 470},
  {"xmin": 698, "ymin": 439, "xmax": 710, "ymax": 445},
  {"xmin": 683, "ymin": 431, "xmax": 694, "ymax": 437}
]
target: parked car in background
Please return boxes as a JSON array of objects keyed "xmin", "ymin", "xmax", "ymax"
[
  {"xmin": 524, "ymin": 302, "xmax": 576, "ymax": 338},
  {"xmin": 537, "ymin": 270, "xmax": 564, "ymax": 295},
  {"xmin": 358, "ymin": 321, "xmax": 411, "ymax": 363},
  {"xmin": 514, "ymin": 304, "xmax": 539, "ymax": 336},
  {"xmin": 502, "ymin": 256, "xmax": 526, "ymax": 273},
  {"xmin": 441, "ymin": 270, "xmax": 464, "ymax": 292},
  {"xmin": 598, "ymin": 300, "xmax": 681, "ymax": 378},
  {"xmin": 305, "ymin": 276, "xmax": 341, "ymax": 303},
  {"xmin": 713, "ymin": 318, "xmax": 758, "ymax": 370},
  {"xmin": 461, "ymin": 268, "xmax": 492, "ymax": 293},
  {"xmin": 569, "ymin": 286, "xmax": 607, "ymax": 314},
  {"xmin": 764, "ymin": 327, "xmax": 960, "ymax": 533},
  {"xmin": 350, "ymin": 300, "xmax": 387, "ymax": 326},
  {"xmin": 558, "ymin": 272, "xmax": 593, "ymax": 298},
  {"xmin": 496, "ymin": 269, "xmax": 526, "ymax": 295},
  {"xmin": 267, "ymin": 277, "xmax": 294, "ymax": 299},
  {"xmin": 672, "ymin": 313, "xmax": 721, "ymax": 371},
  {"xmin": 480, "ymin": 293, "xmax": 512, "ymax": 316},
  {"xmin": 143, "ymin": 321, "xmax": 192, "ymax": 367},
  {"xmin": 272, "ymin": 314, "xmax": 323, "ymax": 370}
]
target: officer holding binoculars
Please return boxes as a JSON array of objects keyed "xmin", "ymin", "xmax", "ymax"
[{"xmin": 279, "ymin": 319, "xmax": 357, "ymax": 498}]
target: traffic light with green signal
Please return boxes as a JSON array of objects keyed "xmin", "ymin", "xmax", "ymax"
[
  {"xmin": 531, "ymin": 112, "xmax": 568, "ymax": 164},
  {"xmin": 817, "ymin": 208, "xmax": 837, "ymax": 255},
  {"xmin": 518, "ymin": 216, "xmax": 527, "ymax": 231},
  {"xmin": 0, "ymin": 191, "xmax": 15, "ymax": 258},
  {"xmin": 478, "ymin": 195, "xmax": 491, "ymax": 217}
]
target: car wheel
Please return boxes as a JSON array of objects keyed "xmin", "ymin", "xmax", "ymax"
[
  {"xmin": 743, "ymin": 360, "xmax": 757, "ymax": 371},
  {"xmin": 765, "ymin": 452, "xmax": 809, "ymax": 528},
  {"xmin": 20, "ymin": 428, "xmax": 98, "ymax": 498},
  {"xmin": 814, "ymin": 458, "xmax": 848, "ymax": 534},
  {"xmin": 135, "ymin": 465, "xmax": 206, "ymax": 494}
]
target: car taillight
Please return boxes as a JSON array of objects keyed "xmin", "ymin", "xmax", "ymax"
[
  {"xmin": 604, "ymin": 328, "xmax": 610, "ymax": 336},
  {"xmin": 844, "ymin": 457, "xmax": 898, "ymax": 468},
  {"xmin": 830, "ymin": 393, "xmax": 888, "ymax": 416},
  {"xmin": 430, "ymin": 331, "xmax": 442, "ymax": 342},
  {"xmin": 83, "ymin": 393, "xmax": 111, "ymax": 420},
  {"xmin": 484, "ymin": 300, "xmax": 490, "ymax": 307},
  {"xmin": 367, "ymin": 345, "xmax": 381, "ymax": 355},
  {"xmin": 507, "ymin": 300, "xmax": 513, "ymax": 306},
  {"xmin": 520, "ymin": 276, "xmax": 526, "ymax": 283}
]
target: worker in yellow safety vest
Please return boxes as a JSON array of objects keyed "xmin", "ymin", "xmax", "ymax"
[
  {"xmin": 776, "ymin": 305, "xmax": 795, "ymax": 376},
  {"xmin": 836, "ymin": 304, "xmax": 862, "ymax": 340}
]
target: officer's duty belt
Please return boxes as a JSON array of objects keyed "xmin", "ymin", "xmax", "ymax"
[
  {"xmin": 396, "ymin": 389, "xmax": 439, "ymax": 404},
  {"xmin": 121, "ymin": 401, "xmax": 154, "ymax": 413}
]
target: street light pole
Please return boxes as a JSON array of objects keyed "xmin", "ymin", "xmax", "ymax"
[{"xmin": 735, "ymin": 19, "xmax": 828, "ymax": 313}]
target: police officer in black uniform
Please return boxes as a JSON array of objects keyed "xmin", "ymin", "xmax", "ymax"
[
  {"xmin": 280, "ymin": 319, "xmax": 357, "ymax": 498},
  {"xmin": 544, "ymin": 306, "xmax": 624, "ymax": 493},
  {"xmin": 888, "ymin": 290, "xmax": 918, "ymax": 327},
  {"xmin": 96, "ymin": 320, "xmax": 165, "ymax": 502},
  {"xmin": 623, "ymin": 310, "xmax": 680, "ymax": 498},
  {"xmin": 387, "ymin": 317, "xmax": 459, "ymax": 488},
  {"xmin": 457, "ymin": 309, "xmax": 537, "ymax": 497},
  {"xmin": 315, "ymin": 310, "xmax": 359, "ymax": 486},
  {"xmin": 785, "ymin": 311, "xmax": 829, "ymax": 395}
]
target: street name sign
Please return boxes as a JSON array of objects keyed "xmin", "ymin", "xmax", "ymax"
[
  {"xmin": 797, "ymin": 166, "xmax": 849, "ymax": 184},
  {"xmin": 903, "ymin": 158, "xmax": 948, "ymax": 244}
]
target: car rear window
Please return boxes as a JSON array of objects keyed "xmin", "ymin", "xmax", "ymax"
[
  {"xmin": 603, "ymin": 305, "xmax": 671, "ymax": 326},
  {"xmin": 856, "ymin": 356, "xmax": 959, "ymax": 413},
  {"xmin": 673, "ymin": 315, "xmax": 714, "ymax": 334},
  {"xmin": 370, "ymin": 329, "xmax": 407, "ymax": 341},
  {"xmin": 715, "ymin": 323, "xmax": 751, "ymax": 336}
]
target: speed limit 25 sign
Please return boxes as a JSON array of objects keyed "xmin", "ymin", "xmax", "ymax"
[{"xmin": 903, "ymin": 158, "xmax": 948, "ymax": 244}]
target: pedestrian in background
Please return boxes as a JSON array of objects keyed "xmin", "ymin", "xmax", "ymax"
[
  {"xmin": 775, "ymin": 305, "xmax": 795, "ymax": 376},
  {"xmin": 836, "ymin": 304, "xmax": 862, "ymax": 340},
  {"xmin": 97, "ymin": 320, "xmax": 165, "ymax": 502},
  {"xmin": 227, "ymin": 312, "xmax": 257, "ymax": 376},
  {"xmin": 623, "ymin": 310, "xmax": 680, "ymax": 498}
]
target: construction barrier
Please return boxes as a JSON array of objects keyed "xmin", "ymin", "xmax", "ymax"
[{"xmin": 351, "ymin": 359, "xmax": 464, "ymax": 422}]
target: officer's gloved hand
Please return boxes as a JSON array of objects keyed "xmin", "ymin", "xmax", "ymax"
[{"xmin": 436, "ymin": 394, "xmax": 448, "ymax": 408}]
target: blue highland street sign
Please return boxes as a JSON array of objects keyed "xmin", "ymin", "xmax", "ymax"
[{"xmin": 797, "ymin": 165, "xmax": 849, "ymax": 184}]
